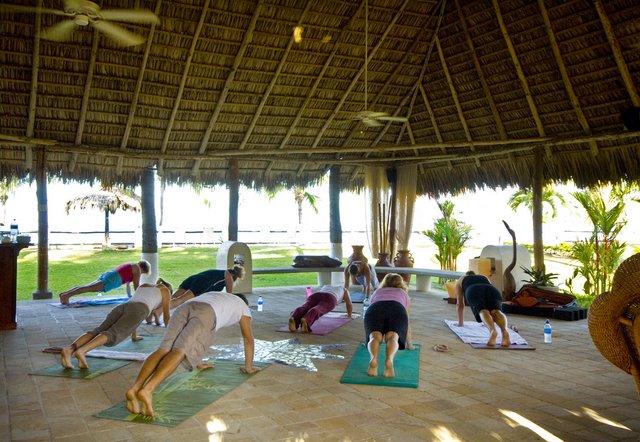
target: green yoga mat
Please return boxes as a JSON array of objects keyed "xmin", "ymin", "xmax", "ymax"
[
  {"xmin": 95, "ymin": 360, "xmax": 266, "ymax": 427},
  {"xmin": 340, "ymin": 342, "xmax": 420, "ymax": 388},
  {"xmin": 31, "ymin": 335, "xmax": 162, "ymax": 379}
]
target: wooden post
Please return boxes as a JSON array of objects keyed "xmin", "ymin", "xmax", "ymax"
[
  {"xmin": 32, "ymin": 147, "xmax": 51, "ymax": 299},
  {"xmin": 228, "ymin": 159, "xmax": 239, "ymax": 241},
  {"xmin": 532, "ymin": 147, "xmax": 544, "ymax": 269}
]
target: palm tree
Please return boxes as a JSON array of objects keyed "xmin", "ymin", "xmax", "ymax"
[
  {"xmin": 507, "ymin": 184, "xmax": 566, "ymax": 221},
  {"xmin": 267, "ymin": 186, "xmax": 319, "ymax": 225},
  {"xmin": 65, "ymin": 185, "xmax": 141, "ymax": 249},
  {"xmin": 0, "ymin": 177, "xmax": 23, "ymax": 226}
]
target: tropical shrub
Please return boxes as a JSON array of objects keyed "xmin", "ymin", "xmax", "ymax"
[{"xmin": 421, "ymin": 200, "xmax": 472, "ymax": 271}]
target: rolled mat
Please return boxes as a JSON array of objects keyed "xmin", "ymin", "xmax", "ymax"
[
  {"xmin": 340, "ymin": 342, "xmax": 420, "ymax": 388},
  {"xmin": 95, "ymin": 360, "xmax": 267, "ymax": 427}
]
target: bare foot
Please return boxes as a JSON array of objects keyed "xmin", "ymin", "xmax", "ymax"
[
  {"xmin": 288, "ymin": 316, "xmax": 297, "ymax": 332},
  {"xmin": 59, "ymin": 293, "xmax": 71, "ymax": 305},
  {"xmin": 367, "ymin": 358, "xmax": 378, "ymax": 377},
  {"xmin": 383, "ymin": 359, "xmax": 395, "ymax": 378},
  {"xmin": 487, "ymin": 329, "xmax": 498, "ymax": 347},
  {"xmin": 145, "ymin": 314, "xmax": 153, "ymax": 324},
  {"xmin": 126, "ymin": 388, "xmax": 141, "ymax": 414},
  {"xmin": 75, "ymin": 351, "xmax": 89, "ymax": 369},
  {"xmin": 501, "ymin": 332, "xmax": 511, "ymax": 347},
  {"xmin": 60, "ymin": 346, "xmax": 74, "ymax": 369},
  {"xmin": 137, "ymin": 389, "xmax": 155, "ymax": 417},
  {"xmin": 300, "ymin": 318, "xmax": 309, "ymax": 333},
  {"xmin": 196, "ymin": 362, "xmax": 215, "ymax": 369}
]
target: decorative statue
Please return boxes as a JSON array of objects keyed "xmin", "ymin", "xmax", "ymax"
[{"xmin": 502, "ymin": 220, "xmax": 517, "ymax": 300}]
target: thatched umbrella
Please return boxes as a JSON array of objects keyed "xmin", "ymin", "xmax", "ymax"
[{"xmin": 65, "ymin": 189, "xmax": 141, "ymax": 248}]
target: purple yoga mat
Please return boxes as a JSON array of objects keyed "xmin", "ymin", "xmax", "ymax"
[{"xmin": 277, "ymin": 315, "xmax": 352, "ymax": 336}]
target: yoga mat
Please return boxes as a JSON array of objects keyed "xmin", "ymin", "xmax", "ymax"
[
  {"xmin": 444, "ymin": 320, "xmax": 534, "ymax": 349},
  {"xmin": 340, "ymin": 343, "xmax": 420, "ymax": 388},
  {"xmin": 277, "ymin": 316, "xmax": 350, "ymax": 335},
  {"xmin": 350, "ymin": 291, "xmax": 366, "ymax": 303},
  {"xmin": 95, "ymin": 360, "xmax": 266, "ymax": 427},
  {"xmin": 31, "ymin": 358, "xmax": 131, "ymax": 380},
  {"xmin": 33, "ymin": 336, "xmax": 163, "ymax": 378},
  {"xmin": 49, "ymin": 296, "xmax": 129, "ymax": 308}
]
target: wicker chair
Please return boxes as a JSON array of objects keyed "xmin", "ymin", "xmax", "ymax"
[{"xmin": 588, "ymin": 253, "xmax": 640, "ymax": 397}]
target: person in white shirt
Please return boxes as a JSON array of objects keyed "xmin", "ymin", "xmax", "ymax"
[
  {"xmin": 288, "ymin": 285, "xmax": 353, "ymax": 333},
  {"xmin": 60, "ymin": 279, "xmax": 172, "ymax": 370},
  {"xmin": 125, "ymin": 291, "xmax": 259, "ymax": 417}
]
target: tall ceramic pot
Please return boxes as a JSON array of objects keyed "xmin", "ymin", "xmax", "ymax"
[
  {"xmin": 375, "ymin": 252, "xmax": 392, "ymax": 283},
  {"xmin": 348, "ymin": 245, "xmax": 367, "ymax": 266},
  {"xmin": 393, "ymin": 249, "xmax": 414, "ymax": 284}
]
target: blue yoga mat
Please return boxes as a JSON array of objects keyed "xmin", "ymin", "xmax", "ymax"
[{"xmin": 49, "ymin": 296, "xmax": 130, "ymax": 308}]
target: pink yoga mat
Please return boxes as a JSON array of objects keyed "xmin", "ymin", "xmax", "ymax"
[{"xmin": 277, "ymin": 315, "xmax": 353, "ymax": 336}]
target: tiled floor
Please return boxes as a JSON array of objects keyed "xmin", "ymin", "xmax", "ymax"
[{"xmin": 1, "ymin": 286, "xmax": 639, "ymax": 441}]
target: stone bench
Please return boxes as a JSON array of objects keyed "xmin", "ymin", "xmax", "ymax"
[{"xmin": 252, "ymin": 266, "xmax": 463, "ymax": 291}]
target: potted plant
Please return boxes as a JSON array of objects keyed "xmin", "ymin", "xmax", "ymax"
[{"xmin": 520, "ymin": 265, "xmax": 559, "ymax": 289}]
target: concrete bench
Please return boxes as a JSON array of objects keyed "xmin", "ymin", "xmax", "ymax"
[{"xmin": 253, "ymin": 265, "xmax": 463, "ymax": 291}]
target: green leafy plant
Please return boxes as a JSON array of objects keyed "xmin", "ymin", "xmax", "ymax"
[
  {"xmin": 421, "ymin": 200, "xmax": 472, "ymax": 271},
  {"xmin": 520, "ymin": 265, "xmax": 558, "ymax": 287}
]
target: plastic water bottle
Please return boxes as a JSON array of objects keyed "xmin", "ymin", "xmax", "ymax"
[
  {"xmin": 363, "ymin": 297, "xmax": 370, "ymax": 314},
  {"xmin": 9, "ymin": 219, "xmax": 18, "ymax": 242},
  {"xmin": 257, "ymin": 296, "xmax": 263, "ymax": 312},
  {"xmin": 306, "ymin": 287, "xmax": 312, "ymax": 299},
  {"xmin": 544, "ymin": 319, "xmax": 552, "ymax": 343}
]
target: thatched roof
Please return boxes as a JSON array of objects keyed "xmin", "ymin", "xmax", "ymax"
[{"xmin": 1, "ymin": 0, "xmax": 640, "ymax": 196}]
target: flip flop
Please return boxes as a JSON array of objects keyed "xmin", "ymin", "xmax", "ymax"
[
  {"xmin": 432, "ymin": 344, "xmax": 450, "ymax": 352},
  {"xmin": 42, "ymin": 347, "xmax": 63, "ymax": 354}
]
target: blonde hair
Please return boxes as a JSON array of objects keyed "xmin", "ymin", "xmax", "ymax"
[
  {"xmin": 155, "ymin": 278, "xmax": 173, "ymax": 293},
  {"xmin": 379, "ymin": 273, "xmax": 408, "ymax": 291},
  {"xmin": 138, "ymin": 260, "xmax": 151, "ymax": 275}
]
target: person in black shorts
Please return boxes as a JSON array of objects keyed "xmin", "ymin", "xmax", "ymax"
[
  {"xmin": 148, "ymin": 265, "xmax": 245, "ymax": 325},
  {"xmin": 454, "ymin": 270, "xmax": 511, "ymax": 347}
]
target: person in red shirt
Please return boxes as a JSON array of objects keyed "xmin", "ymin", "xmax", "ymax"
[{"xmin": 59, "ymin": 260, "xmax": 150, "ymax": 305}]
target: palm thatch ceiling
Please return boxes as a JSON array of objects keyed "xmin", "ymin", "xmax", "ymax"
[{"xmin": 1, "ymin": 0, "xmax": 640, "ymax": 196}]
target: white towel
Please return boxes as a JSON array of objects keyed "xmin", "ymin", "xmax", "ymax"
[
  {"xmin": 444, "ymin": 319, "xmax": 528, "ymax": 345},
  {"xmin": 86, "ymin": 349, "xmax": 149, "ymax": 361}
]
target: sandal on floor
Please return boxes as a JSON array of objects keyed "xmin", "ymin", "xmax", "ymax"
[
  {"xmin": 42, "ymin": 347, "xmax": 63, "ymax": 354},
  {"xmin": 432, "ymin": 344, "xmax": 450, "ymax": 352}
]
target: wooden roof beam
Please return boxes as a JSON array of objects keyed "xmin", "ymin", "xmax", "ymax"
[
  {"xmin": 455, "ymin": 0, "xmax": 506, "ymax": 140},
  {"xmin": 25, "ymin": 0, "xmax": 43, "ymax": 171},
  {"xmin": 239, "ymin": 1, "xmax": 312, "ymax": 151},
  {"xmin": 595, "ymin": 0, "xmax": 640, "ymax": 106},
  {"xmin": 278, "ymin": 0, "xmax": 366, "ymax": 149},
  {"xmin": 493, "ymin": 0, "xmax": 546, "ymax": 138},
  {"xmin": 70, "ymin": 30, "xmax": 99, "ymax": 173},
  {"xmin": 310, "ymin": 0, "xmax": 411, "ymax": 149},
  {"xmin": 194, "ymin": 0, "xmax": 263, "ymax": 173},
  {"xmin": 120, "ymin": 0, "xmax": 162, "ymax": 158},
  {"xmin": 539, "ymin": 0, "xmax": 598, "ymax": 157}
]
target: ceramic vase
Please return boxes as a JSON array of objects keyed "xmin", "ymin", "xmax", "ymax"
[
  {"xmin": 393, "ymin": 249, "xmax": 414, "ymax": 284},
  {"xmin": 375, "ymin": 252, "xmax": 392, "ymax": 282}
]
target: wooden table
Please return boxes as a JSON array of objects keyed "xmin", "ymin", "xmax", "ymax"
[{"xmin": 0, "ymin": 242, "xmax": 29, "ymax": 330}]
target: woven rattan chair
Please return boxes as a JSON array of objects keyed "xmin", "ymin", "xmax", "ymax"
[{"xmin": 588, "ymin": 253, "xmax": 640, "ymax": 396}]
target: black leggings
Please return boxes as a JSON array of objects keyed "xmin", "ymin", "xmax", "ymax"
[{"xmin": 363, "ymin": 301, "xmax": 408, "ymax": 350}]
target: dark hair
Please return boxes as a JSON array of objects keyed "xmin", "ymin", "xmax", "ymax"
[
  {"xmin": 465, "ymin": 270, "xmax": 476, "ymax": 276},
  {"xmin": 138, "ymin": 260, "xmax": 151, "ymax": 274},
  {"xmin": 349, "ymin": 263, "xmax": 360, "ymax": 275},
  {"xmin": 228, "ymin": 264, "xmax": 245, "ymax": 280},
  {"xmin": 155, "ymin": 277, "xmax": 173, "ymax": 293},
  {"xmin": 233, "ymin": 293, "xmax": 249, "ymax": 305}
]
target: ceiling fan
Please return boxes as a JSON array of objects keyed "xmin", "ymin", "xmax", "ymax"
[
  {"xmin": 1, "ymin": 0, "xmax": 159, "ymax": 47},
  {"xmin": 351, "ymin": 0, "xmax": 408, "ymax": 128}
]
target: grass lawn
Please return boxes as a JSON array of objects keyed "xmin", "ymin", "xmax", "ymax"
[{"xmin": 16, "ymin": 245, "xmax": 325, "ymax": 301}]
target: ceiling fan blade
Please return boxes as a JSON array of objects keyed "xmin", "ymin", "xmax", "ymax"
[
  {"xmin": 42, "ymin": 20, "xmax": 77, "ymax": 41},
  {"xmin": 378, "ymin": 116, "xmax": 408, "ymax": 122},
  {"xmin": 92, "ymin": 20, "xmax": 145, "ymax": 46},
  {"xmin": 100, "ymin": 8, "xmax": 160, "ymax": 24},
  {"xmin": 363, "ymin": 118, "xmax": 383, "ymax": 127},
  {"xmin": 0, "ymin": 4, "xmax": 69, "ymax": 16}
]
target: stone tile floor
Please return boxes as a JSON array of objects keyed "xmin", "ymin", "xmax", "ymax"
[{"xmin": 1, "ymin": 286, "xmax": 639, "ymax": 441}]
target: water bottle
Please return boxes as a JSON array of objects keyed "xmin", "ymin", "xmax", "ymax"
[
  {"xmin": 10, "ymin": 219, "xmax": 18, "ymax": 242},
  {"xmin": 305, "ymin": 287, "xmax": 312, "ymax": 298},
  {"xmin": 544, "ymin": 319, "xmax": 552, "ymax": 343},
  {"xmin": 363, "ymin": 297, "xmax": 370, "ymax": 314},
  {"xmin": 257, "ymin": 296, "xmax": 263, "ymax": 312}
]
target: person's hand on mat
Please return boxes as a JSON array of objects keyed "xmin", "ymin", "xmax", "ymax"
[
  {"xmin": 240, "ymin": 366, "xmax": 260, "ymax": 374},
  {"xmin": 132, "ymin": 335, "xmax": 144, "ymax": 342},
  {"xmin": 456, "ymin": 321, "xmax": 464, "ymax": 327},
  {"xmin": 196, "ymin": 362, "xmax": 215, "ymax": 369}
]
